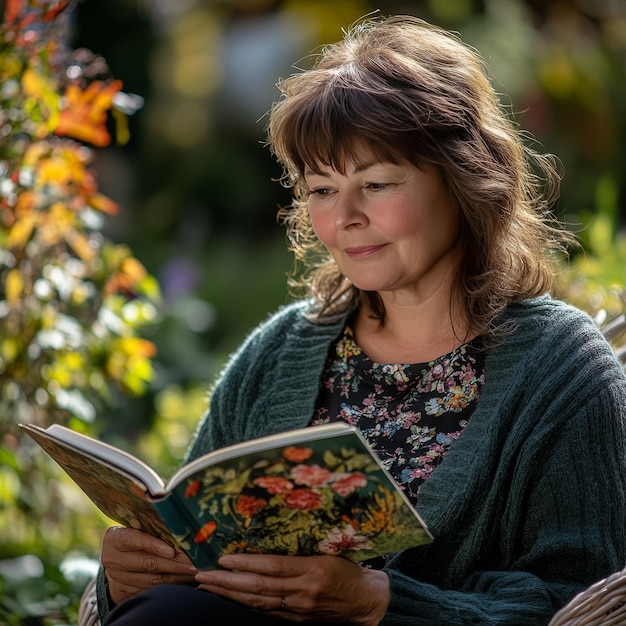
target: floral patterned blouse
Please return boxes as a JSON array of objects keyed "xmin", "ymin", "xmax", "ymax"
[{"xmin": 310, "ymin": 324, "xmax": 486, "ymax": 508}]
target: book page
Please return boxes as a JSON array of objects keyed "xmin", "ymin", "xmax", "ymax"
[{"xmin": 23, "ymin": 423, "xmax": 166, "ymax": 494}]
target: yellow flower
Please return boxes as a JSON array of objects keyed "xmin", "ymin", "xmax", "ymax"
[{"xmin": 38, "ymin": 154, "xmax": 74, "ymax": 186}]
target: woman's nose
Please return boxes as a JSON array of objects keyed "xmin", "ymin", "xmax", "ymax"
[{"xmin": 336, "ymin": 192, "xmax": 367, "ymax": 229}]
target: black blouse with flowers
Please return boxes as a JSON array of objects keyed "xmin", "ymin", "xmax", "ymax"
[{"xmin": 309, "ymin": 324, "xmax": 486, "ymax": 508}]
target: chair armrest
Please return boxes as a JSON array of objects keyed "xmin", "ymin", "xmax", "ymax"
[
  {"xmin": 78, "ymin": 577, "xmax": 100, "ymax": 626},
  {"xmin": 548, "ymin": 565, "xmax": 626, "ymax": 626}
]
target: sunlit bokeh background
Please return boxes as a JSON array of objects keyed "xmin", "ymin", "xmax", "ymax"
[{"xmin": 1, "ymin": 0, "xmax": 625, "ymax": 621}]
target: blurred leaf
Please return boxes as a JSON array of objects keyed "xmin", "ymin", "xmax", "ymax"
[{"xmin": 4, "ymin": 268, "xmax": 23, "ymax": 305}]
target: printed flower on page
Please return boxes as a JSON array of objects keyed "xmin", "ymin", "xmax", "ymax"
[
  {"xmin": 283, "ymin": 488, "xmax": 323, "ymax": 510},
  {"xmin": 290, "ymin": 463, "xmax": 332, "ymax": 487},
  {"xmin": 282, "ymin": 445, "xmax": 313, "ymax": 463},
  {"xmin": 359, "ymin": 490, "xmax": 396, "ymax": 535},
  {"xmin": 235, "ymin": 494, "xmax": 267, "ymax": 517},
  {"xmin": 223, "ymin": 540, "xmax": 255, "ymax": 555},
  {"xmin": 331, "ymin": 471, "xmax": 368, "ymax": 496},
  {"xmin": 184, "ymin": 479, "xmax": 202, "ymax": 498},
  {"xmin": 194, "ymin": 521, "xmax": 217, "ymax": 544},
  {"xmin": 253, "ymin": 476, "xmax": 293, "ymax": 495},
  {"xmin": 318, "ymin": 525, "xmax": 372, "ymax": 555}
]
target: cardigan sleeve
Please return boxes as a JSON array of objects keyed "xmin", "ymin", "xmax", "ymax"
[{"xmin": 382, "ymin": 569, "xmax": 564, "ymax": 625}]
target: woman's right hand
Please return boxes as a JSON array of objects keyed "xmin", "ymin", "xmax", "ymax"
[{"xmin": 101, "ymin": 526, "xmax": 198, "ymax": 605}]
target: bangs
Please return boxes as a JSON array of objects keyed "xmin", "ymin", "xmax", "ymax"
[
  {"xmin": 290, "ymin": 92, "xmax": 401, "ymax": 175},
  {"xmin": 272, "ymin": 71, "xmax": 423, "ymax": 180}
]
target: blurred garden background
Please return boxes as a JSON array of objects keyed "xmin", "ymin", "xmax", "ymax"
[{"xmin": 0, "ymin": 0, "xmax": 625, "ymax": 623}]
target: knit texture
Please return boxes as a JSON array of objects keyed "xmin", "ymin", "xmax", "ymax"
[{"xmin": 97, "ymin": 295, "xmax": 626, "ymax": 625}]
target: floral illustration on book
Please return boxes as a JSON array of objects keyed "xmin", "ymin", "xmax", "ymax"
[{"xmin": 170, "ymin": 437, "xmax": 421, "ymax": 564}]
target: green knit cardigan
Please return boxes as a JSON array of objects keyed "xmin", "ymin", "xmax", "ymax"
[{"xmin": 99, "ymin": 295, "xmax": 626, "ymax": 625}]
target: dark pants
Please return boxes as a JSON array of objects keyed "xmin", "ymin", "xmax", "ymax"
[{"xmin": 103, "ymin": 584, "xmax": 286, "ymax": 625}]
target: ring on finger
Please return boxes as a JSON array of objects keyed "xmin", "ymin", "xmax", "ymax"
[{"xmin": 279, "ymin": 597, "xmax": 286, "ymax": 612}]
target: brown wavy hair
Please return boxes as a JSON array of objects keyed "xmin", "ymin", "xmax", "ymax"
[{"xmin": 266, "ymin": 15, "xmax": 572, "ymax": 336}]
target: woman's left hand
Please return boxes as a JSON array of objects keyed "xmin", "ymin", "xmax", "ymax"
[{"xmin": 195, "ymin": 553, "xmax": 390, "ymax": 624}]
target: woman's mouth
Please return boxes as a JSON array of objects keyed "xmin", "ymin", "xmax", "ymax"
[{"xmin": 343, "ymin": 244, "xmax": 387, "ymax": 258}]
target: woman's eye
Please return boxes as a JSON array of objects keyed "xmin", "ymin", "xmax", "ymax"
[
  {"xmin": 309, "ymin": 188, "xmax": 333, "ymax": 196},
  {"xmin": 367, "ymin": 183, "xmax": 388, "ymax": 191}
]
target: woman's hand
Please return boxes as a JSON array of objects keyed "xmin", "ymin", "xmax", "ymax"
[
  {"xmin": 195, "ymin": 553, "xmax": 390, "ymax": 625},
  {"xmin": 101, "ymin": 526, "xmax": 198, "ymax": 605}
]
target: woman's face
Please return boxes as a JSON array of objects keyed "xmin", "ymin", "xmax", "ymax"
[{"xmin": 305, "ymin": 150, "xmax": 462, "ymax": 305}]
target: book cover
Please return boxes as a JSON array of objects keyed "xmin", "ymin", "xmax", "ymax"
[{"xmin": 20, "ymin": 422, "xmax": 432, "ymax": 570}]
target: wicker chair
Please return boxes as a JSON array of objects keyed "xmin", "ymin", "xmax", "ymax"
[
  {"xmin": 548, "ymin": 564, "xmax": 626, "ymax": 626},
  {"xmin": 78, "ymin": 578, "xmax": 99, "ymax": 626}
]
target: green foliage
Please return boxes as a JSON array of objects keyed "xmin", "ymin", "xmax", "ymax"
[
  {"xmin": 0, "ymin": 1, "xmax": 160, "ymax": 432},
  {"xmin": 0, "ymin": 553, "xmax": 98, "ymax": 625},
  {"xmin": 555, "ymin": 173, "xmax": 626, "ymax": 368},
  {"xmin": 0, "ymin": 1, "xmax": 160, "ymax": 622}
]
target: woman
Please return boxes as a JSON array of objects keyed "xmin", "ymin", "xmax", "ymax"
[{"xmin": 90, "ymin": 15, "xmax": 626, "ymax": 626}]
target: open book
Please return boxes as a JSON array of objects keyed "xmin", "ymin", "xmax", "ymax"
[{"xmin": 20, "ymin": 422, "xmax": 432, "ymax": 570}]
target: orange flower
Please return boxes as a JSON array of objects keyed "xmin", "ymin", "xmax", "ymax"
[
  {"xmin": 282, "ymin": 445, "xmax": 313, "ymax": 463},
  {"xmin": 185, "ymin": 479, "xmax": 201, "ymax": 498},
  {"xmin": 235, "ymin": 494, "xmax": 267, "ymax": 518},
  {"xmin": 55, "ymin": 80, "xmax": 123, "ymax": 147},
  {"xmin": 194, "ymin": 521, "xmax": 217, "ymax": 544}
]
